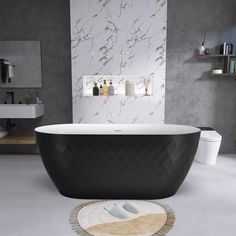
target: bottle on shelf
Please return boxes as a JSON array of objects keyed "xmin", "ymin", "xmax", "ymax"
[
  {"xmin": 36, "ymin": 91, "xmax": 42, "ymax": 104},
  {"xmin": 93, "ymin": 82, "xmax": 99, "ymax": 96},
  {"xmin": 36, "ymin": 91, "xmax": 40, "ymax": 104},
  {"xmin": 108, "ymin": 80, "xmax": 114, "ymax": 96},
  {"xmin": 103, "ymin": 80, "xmax": 108, "ymax": 96},
  {"xmin": 99, "ymin": 84, "xmax": 103, "ymax": 96},
  {"xmin": 229, "ymin": 59, "xmax": 236, "ymax": 74}
]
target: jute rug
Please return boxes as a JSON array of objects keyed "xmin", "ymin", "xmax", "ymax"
[{"xmin": 70, "ymin": 200, "xmax": 175, "ymax": 236}]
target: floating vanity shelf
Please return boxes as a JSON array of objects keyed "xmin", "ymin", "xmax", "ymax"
[
  {"xmin": 0, "ymin": 134, "xmax": 36, "ymax": 145},
  {"xmin": 83, "ymin": 75, "xmax": 153, "ymax": 97}
]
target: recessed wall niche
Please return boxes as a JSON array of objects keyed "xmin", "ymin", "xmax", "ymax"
[
  {"xmin": 83, "ymin": 75, "xmax": 153, "ymax": 97},
  {"xmin": 70, "ymin": 0, "xmax": 167, "ymax": 124}
]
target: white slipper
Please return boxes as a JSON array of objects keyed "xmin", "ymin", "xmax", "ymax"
[
  {"xmin": 122, "ymin": 202, "xmax": 139, "ymax": 214},
  {"xmin": 104, "ymin": 203, "xmax": 130, "ymax": 219}
]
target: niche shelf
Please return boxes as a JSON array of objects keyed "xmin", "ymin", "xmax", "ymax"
[
  {"xmin": 83, "ymin": 75, "xmax": 153, "ymax": 97},
  {"xmin": 198, "ymin": 54, "xmax": 236, "ymax": 78}
]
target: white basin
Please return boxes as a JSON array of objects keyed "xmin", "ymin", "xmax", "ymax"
[{"xmin": 0, "ymin": 104, "xmax": 44, "ymax": 118}]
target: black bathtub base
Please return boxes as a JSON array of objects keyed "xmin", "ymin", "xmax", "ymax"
[
  {"xmin": 59, "ymin": 190, "xmax": 178, "ymax": 200},
  {"xmin": 36, "ymin": 133, "xmax": 200, "ymax": 199}
]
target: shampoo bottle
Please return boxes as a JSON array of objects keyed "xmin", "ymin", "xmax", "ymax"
[
  {"xmin": 93, "ymin": 82, "xmax": 99, "ymax": 96},
  {"xmin": 108, "ymin": 80, "xmax": 114, "ymax": 96},
  {"xmin": 103, "ymin": 80, "xmax": 108, "ymax": 96}
]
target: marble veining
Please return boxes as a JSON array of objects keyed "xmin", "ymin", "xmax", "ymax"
[{"xmin": 70, "ymin": 0, "xmax": 167, "ymax": 124}]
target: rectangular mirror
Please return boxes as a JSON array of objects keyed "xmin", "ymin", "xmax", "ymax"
[{"xmin": 0, "ymin": 41, "xmax": 42, "ymax": 88}]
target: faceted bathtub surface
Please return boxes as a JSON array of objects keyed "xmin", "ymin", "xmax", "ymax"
[{"xmin": 36, "ymin": 124, "xmax": 200, "ymax": 199}]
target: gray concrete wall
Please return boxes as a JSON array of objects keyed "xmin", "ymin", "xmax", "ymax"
[
  {"xmin": 0, "ymin": 0, "xmax": 72, "ymax": 153},
  {"xmin": 0, "ymin": 41, "xmax": 42, "ymax": 88},
  {"xmin": 165, "ymin": 0, "xmax": 236, "ymax": 153}
]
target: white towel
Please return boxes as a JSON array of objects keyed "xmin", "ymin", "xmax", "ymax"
[{"xmin": 8, "ymin": 65, "xmax": 14, "ymax": 78}]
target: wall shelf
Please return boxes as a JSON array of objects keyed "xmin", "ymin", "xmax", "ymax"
[
  {"xmin": 198, "ymin": 54, "xmax": 236, "ymax": 75},
  {"xmin": 0, "ymin": 134, "xmax": 36, "ymax": 145},
  {"xmin": 198, "ymin": 54, "xmax": 236, "ymax": 58},
  {"xmin": 211, "ymin": 73, "xmax": 236, "ymax": 77}
]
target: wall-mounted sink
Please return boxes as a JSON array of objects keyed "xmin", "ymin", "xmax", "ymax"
[{"xmin": 0, "ymin": 104, "xmax": 44, "ymax": 118}]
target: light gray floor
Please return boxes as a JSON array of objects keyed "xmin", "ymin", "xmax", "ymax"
[{"xmin": 0, "ymin": 154, "xmax": 235, "ymax": 236}]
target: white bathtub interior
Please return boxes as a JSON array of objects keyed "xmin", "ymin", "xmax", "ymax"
[{"xmin": 35, "ymin": 124, "xmax": 200, "ymax": 135}]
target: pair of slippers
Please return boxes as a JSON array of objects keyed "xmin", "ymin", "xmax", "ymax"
[{"xmin": 104, "ymin": 202, "xmax": 139, "ymax": 219}]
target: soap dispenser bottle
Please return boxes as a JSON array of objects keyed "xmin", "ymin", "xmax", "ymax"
[
  {"xmin": 103, "ymin": 80, "xmax": 108, "ymax": 96},
  {"xmin": 93, "ymin": 82, "xmax": 99, "ymax": 96},
  {"xmin": 99, "ymin": 84, "xmax": 103, "ymax": 96},
  {"xmin": 36, "ymin": 91, "xmax": 42, "ymax": 104},
  {"xmin": 108, "ymin": 80, "xmax": 114, "ymax": 96}
]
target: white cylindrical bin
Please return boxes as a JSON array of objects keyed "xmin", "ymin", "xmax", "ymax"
[
  {"xmin": 195, "ymin": 129, "xmax": 222, "ymax": 165},
  {"xmin": 125, "ymin": 80, "xmax": 135, "ymax": 96}
]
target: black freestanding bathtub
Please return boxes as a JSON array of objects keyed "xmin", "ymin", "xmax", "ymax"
[{"xmin": 35, "ymin": 124, "xmax": 200, "ymax": 199}]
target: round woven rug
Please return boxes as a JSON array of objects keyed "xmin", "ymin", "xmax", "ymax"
[{"xmin": 70, "ymin": 200, "xmax": 175, "ymax": 236}]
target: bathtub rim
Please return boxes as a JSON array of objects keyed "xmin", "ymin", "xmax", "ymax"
[{"xmin": 35, "ymin": 124, "xmax": 200, "ymax": 135}]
